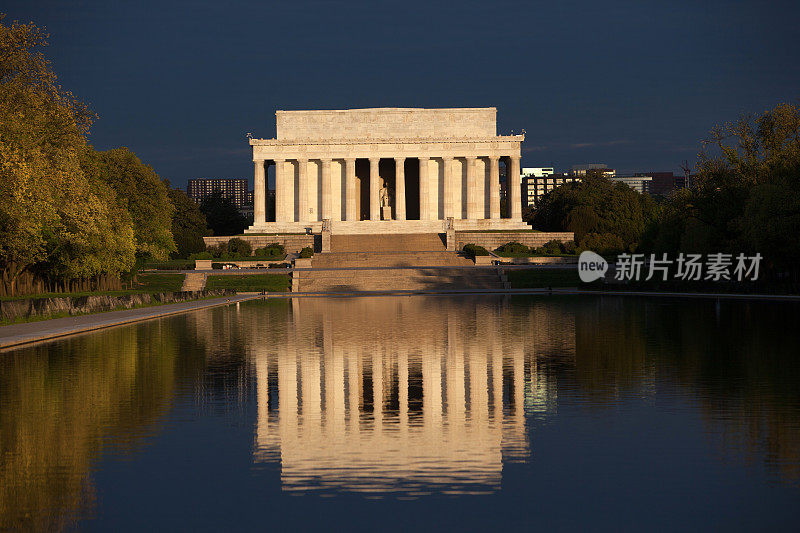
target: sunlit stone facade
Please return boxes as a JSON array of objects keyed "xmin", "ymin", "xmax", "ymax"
[{"xmin": 246, "ymin": 108, "xmax": 529, "ymax": 234}]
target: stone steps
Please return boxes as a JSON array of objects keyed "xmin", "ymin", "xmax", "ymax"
[
  {"xmin": 181, "ymin": 273, "xmax": 207, "ymax": 291},
  {"xmin": 311, "ymin": 251, "xmax": 472, "ymax": 268},
  {"xmin": 295, "ymin": 268, "xmax": 503, "ymax": 292}
]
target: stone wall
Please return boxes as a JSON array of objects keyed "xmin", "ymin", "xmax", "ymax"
[
  {"xmin": 0, "ymin": 290, "xmax": 235, "ymax": 322},
  {"xmin": 203, "ymin": 234, "xmax": 316, "ymax": 252},
  {"xmin": 454, "ymin": 231, "xmax": 575, "ymax": 251}
]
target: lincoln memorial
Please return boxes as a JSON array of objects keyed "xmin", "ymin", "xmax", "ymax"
[{"xmin": 246, "ymin": 107, "xmax": 530, "ymax": 234}]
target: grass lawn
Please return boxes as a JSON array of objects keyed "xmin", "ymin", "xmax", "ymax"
[
  {"xmin": 205, "ymin": 274, "xmax": 290, "ymax": 292},
  {"xmin": 506, "ymin": 268, "xmax": 580, "ymax": 288},
  {"xmin": 134, "ymin": 273, "xmax": 185, "ymax": 292}
]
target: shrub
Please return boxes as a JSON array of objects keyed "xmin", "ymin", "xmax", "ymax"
[
  {"xmin": 562, "ymin": 240, "xmax": 577, "ymax": 255},
  {"xmin": 541, "ymin": 239, "xmax": 564, "ymax": 255},
  {"xmin": 266, "ymin": 242, "xmax": 285, "ymax": 256},
  {"xmin": 299, "ymin": 246, "xmax": 314, "ymax": 258},
  {"xmin": 255, "ymin": 243, "xmax": 284, "ymax": 258},
  {"xmin": 227, "ymin": 238, "xmax": 252, "ymax": 257},
  {"xmin": 496, "ymin": 241, "xmax": 530, "ymax": 254},
  {"xmin": 462, "ymin": 243, "xmax": 490, "ymax": 259},
  {"xmin": 189, "ymin": 251, "xmax": 213, "ymax": 260},
  {"xmin": 579, "ymin": 232, "xmax": 626, "ymax": 256}
]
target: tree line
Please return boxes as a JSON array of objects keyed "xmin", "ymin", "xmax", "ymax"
[
  {"xmin": 0, "ymin": 16, "xmax": 249, "ymax": 296},
  {"xmin": 530, "ymin": 102, "xmax": 800, "ymax": 284}
]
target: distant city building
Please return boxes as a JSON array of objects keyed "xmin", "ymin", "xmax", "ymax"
[
  {"xmin": 522, "ymin": 167, "xmax": 555, "ymax": 179},
  {"xmin": 523, "ymin": 173, "xmax": 581, "ymax": 207},
  {"xmin": 187, "ymin": 178, "xmax": 252, "ymax": 208},
  {"xmin": 571, "ymin": 164, "xmax": 615, "ymax": 178},
  {"xmin": 609, "ymin": 175, "xmax": 652, "ymax": 194},
  {"xmin": 634, "ymin": 172, "xmax": 691, "ymax": 196}
]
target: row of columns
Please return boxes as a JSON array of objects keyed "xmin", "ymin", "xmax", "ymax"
[{"xmin": 253, "ymin": 155, "xmax": 522, "ymax": 225}]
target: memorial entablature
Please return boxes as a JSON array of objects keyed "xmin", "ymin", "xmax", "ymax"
[{"xmin": 246, "ymin": 107, "xmax": 529, "ymax": 234}]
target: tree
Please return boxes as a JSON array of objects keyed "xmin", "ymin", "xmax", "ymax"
[
  {"xmin": 531, "ymin": 171, "xmax": 657, "ymax": 251},
  {"xmin": 0, "ymin": 15, "xmax": 136, "ymax": 294},
  {"xmin": 167, "ymin": 187, "xmax": 209, "ymax": 258},
  {"xmin": 199, "ymin": 191, "xmax": 249, "ymax": 236},
  {"xmin": 81, "ymin": 147, "xmax": 175, "ymax": 261},
  {"xmin": 644, "ymin": 102, "xmax": 800, "ymax": 269}
]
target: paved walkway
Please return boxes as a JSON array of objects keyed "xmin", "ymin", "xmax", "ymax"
[{"xmin": 0, "ymin": 294, "xmax": 260, "ymax": 351}]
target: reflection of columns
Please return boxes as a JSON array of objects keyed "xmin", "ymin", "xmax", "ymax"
[
  {"xmin": 399, "ymin": 348, "xmax": 408, "ymax": 432},
  {"xmin": 466, "ymin": 156, "xmax": 478, "ymax": 219},
  {"xmin": 369, "ymin": 157, "xmax": 380, "ymax": 221},
  {"xmin": 492, "ymin": 345, "xmax": 503, "ymax": 420},
  {"xmin": 443, "ymin": 156, "xmax": 454, "ymax": 219},
  {"xmin": 275, "ymin": 159, "xmax": 290, "ymax": 222},
  {"xmin": 395, "ymin": 157, "xmax": 406, "ymax": 221},
  {"xmin": 256, "ymin": 353, "xmax": 269, "ymax": 449},
  {"xmin": 345, "ymin": 158, "xmax": 357, "ymax": 221},
  {"xmin": 373, "ymin": 351, "xmax": 384, "ymax": 431},
  {"xmin": 298, "ymin": 158, "xmax": 309, "ymax": 222},
  {"xmin": 509, "ymin": 155, "xmax": 522, "ymax": 220},
  {"xmin": 254, "ymin": 159, "xmax": 266, "ymax": 225},
  {"xmin": 489, "ymin": 156, "xmax": 500, "ymax": 219},
  {"xmin": 321, "ymin": 158, "xmax": 332, "ymax": 220},
  {"xmin": 348, "ymin": 354, "xmax": 360, "ymax": 433},
  {"xmin": 419, "ymin": 157, "xmax": 430, "ymax": 220}
]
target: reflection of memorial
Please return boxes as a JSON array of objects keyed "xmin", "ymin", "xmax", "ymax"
[{"xmin": 249, "ymin": 297, "xmax": 575, "ymax": 494}]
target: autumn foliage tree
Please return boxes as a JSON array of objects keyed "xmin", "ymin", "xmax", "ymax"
[
  {"xmin": 644, "ymin": 102, "xmax": 800, "ymax": 274},
  {"xmin": 0, "ymin": 15, "xmax": 193, "ymax": 296},
  {"xmin": 0, "ymin": 15, "xmax": 140, "ymax": 295}
]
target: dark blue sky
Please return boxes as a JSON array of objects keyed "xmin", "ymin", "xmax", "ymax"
[{"xmin": 6, "ymin": 0, "xmax": 799, "ymax": 189}]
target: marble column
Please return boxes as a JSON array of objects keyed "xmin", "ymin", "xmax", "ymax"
[
  {"xmin": 443, "ymin": 156, "xmax": 454, "ymax": 219},
  {"xmin": 254, "ymin": 159, "xmax": 266, "ymax": 225},
  {"xmin": 275, "ymin": 159, "xmax": 291, "ymax": 222},
  {"xmin": 419, "ymin": 156, "xmax": 430, "ymax": 220},
  {"xmin": 509, "ymin": 155, "xmax": 522, "ymax": 220},
  {"xmin": 321, "ymin": 158, "xmax": 332, "ymax": 220},
  {"xmin": 345, "ymin": 158, "xmax": 357, "ymax": 221},
  {"xmin": 298, "ymin": 158, "xmax": 309, "ymax": 222},
  {"xmin": 395, "ymin": 157, "xmax": 406, "ymax": 220},
  {"xmin": 466, "ymin": 156, "xmax": 478, "ymax": 219},
  {"xmin": 369, "ymin": 157, "xmax": 380, "ymax": 221},
  {"xmin": 489, "ymin": 156, "xmax": 500, "ymax": 219}
]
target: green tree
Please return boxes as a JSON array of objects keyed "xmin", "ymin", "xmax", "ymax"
[
  {"xmin": 81, "ymin": 147, "xmax": 176, "ymax": 261},
  {"xmin": 167, "ymin": 187, "xmax": 209, "ymax": 258},
  {"xmin": 531, "ymin": 170, "xmax": 657, "ymax": 251},
  {"xmin": 644, "ymin": 102, "xmax": 800, "ymax": 269},
  {"xmin": 199, "ymin": 191, "xmax": 249, "ymax": 236},
  {"xmin": 0, "ymin": 15, "xmax": 136, "ymax": 294}
]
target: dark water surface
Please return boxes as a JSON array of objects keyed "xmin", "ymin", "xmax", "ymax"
[{"xmin": 1, "ymin": 295, "xmax": 799, "ymax": 531}]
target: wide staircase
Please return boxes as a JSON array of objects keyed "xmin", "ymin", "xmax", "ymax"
[
  {"xmin": 181, "ymin": 272, "xmax": 207, "ymax": 291},
  {"xmin": 293, "ymin": 234, "xmax": 504, "ymax": 293}
]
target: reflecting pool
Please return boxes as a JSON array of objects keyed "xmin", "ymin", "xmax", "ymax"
[{"xmin": 1, "ymin": 296, "xmax": 799, "ymax": 530}]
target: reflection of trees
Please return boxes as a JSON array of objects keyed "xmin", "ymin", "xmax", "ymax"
[
  {"xmin": 573, "ymin": 297, "xmax": 800, "ymax": 483},
  {"xmin": 0, "ymin": 318, "xmax": 204, "ymax": 530}
]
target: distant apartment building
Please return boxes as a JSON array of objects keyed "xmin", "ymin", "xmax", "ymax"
[
  {"xmin": 609, "ymin": 175, "xmax": 653, "ymax": 194},
  {"xmin": 571, "ymin": 164, "xmax": 616, "ymax": 178},
  {"xmin": 635, "ymin": 171, "xmax": 696, "ymax": 194},
  {"xmin": 523, "ymin": 172, "xmax": 582, "ymax": 207},
  {"xmin": 187, "ymin": 178, "xmax": 252, "ymax": 208}
]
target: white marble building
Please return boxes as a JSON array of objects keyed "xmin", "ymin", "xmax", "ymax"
[{"xmin": 246, "ymin": 107, "xmax": 529, "ymax": 234}]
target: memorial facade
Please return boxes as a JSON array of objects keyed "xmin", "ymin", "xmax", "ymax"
[{"xmin": 246, "ymin": 107, "xmax": 529, "ymax": 234}]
